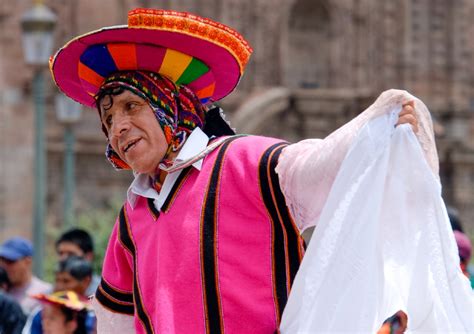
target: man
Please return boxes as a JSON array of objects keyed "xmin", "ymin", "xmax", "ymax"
[
  {"xmin": 55, "ymin": 229, "xmax": 94, "ymax": 262},
  {"xmin": 50, "ymin": 8, "xmax": 425, "ymax": 333},
  {"xmin": 0, "ymin": 237, "xmax": 51, "ymax": 315},
  {"xmin": 54, "ymin": 256, "xmax": 93, "ymax": 296},
  {"xmin": 0, "ymin": 267, "xmax": 26, "ymax": 334},
  {"xmin": 55, "ymin": 228, "xmax": 100, "ymax": 296}
]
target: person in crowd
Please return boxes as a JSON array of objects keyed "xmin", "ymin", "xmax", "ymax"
[
  {"xmin": 0, "ymin": 237, "xmax": 51, "ymax": 314},
  {"xmin": 23, "ymin": 256, "xmax": 96, "ymax": 334},
  {"xmin": 448, "ymin": 207, "xmax": 474, "ymax": 288},
  {"xmin": 454, "ymin": 230, "xmax": 472, "ymax": 281},
  {"xmin": 448, "ymin": 206, "xmax": 465, "ymax": 233},
  {"xmin": 50, "ymin": 7, "xmax": 433, "ymax": 333},
  {"xmin": 32, "ymin": 291, "xmax": 89, "ymax": 334},
  {"xmin": 0, "ymin": 267, "xmax": 26, "ymax": 334},
  {"xmin": 55, "ymin": 229, "xmax": 100, "ymax": 296}
]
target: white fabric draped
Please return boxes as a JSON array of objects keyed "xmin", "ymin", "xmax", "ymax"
[
  {"xmin": 276, "ymin": 89, "xmax": 438, "ymax": 233},
  {"xmin": 280, "ymin": 107, "xmax": 473, "ymax": 333}
]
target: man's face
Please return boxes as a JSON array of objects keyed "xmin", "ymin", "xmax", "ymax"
[
  {"xmin": 55, "ymin": 271, "xmax": 89, "ymax": 296},
  {"xmin": 99, "ymin": 89, "xmax": 168, "ymax": 175},
  {"xmin": 56, "ymin": 242, "xmax": 87, "ymax": 261},
  {"xmin": 0, "ymin": 256, "xmax": 31, "ymax": 286}
]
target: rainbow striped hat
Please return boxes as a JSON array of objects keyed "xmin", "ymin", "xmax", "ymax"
[{"xmin": 50, "ymin": 8, "xmax": 253, "ymax": 107}]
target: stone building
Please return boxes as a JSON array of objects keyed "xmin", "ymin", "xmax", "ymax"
[{"xmin": 1, "ymin": 0, "xmax": 473, "ymax": 240}]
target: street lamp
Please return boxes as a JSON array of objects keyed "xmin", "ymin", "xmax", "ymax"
[
  {"xmin": 55, "ymin": 94, "xmax": 82, "ymax": 228},
  {"xmin": 21, "ymin": 2, "xmax": 57, "ymax": 278}
]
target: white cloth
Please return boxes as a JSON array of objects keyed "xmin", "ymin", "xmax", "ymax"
[
  {"xmin": 280, "ymin": 109, "xmax": 473, "ymax": 333},
  {"xmin": 276, "ymin": 89, "xmax": 438, "ymax": 233}
]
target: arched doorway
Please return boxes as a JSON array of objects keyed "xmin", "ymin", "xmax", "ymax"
[{"xmin": 284, "ymin": 0, "xmax": 331, "ymax": 88}]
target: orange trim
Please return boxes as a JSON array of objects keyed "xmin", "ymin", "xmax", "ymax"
[
  {"xmin": 97, "ymin": 286, "xmax": 134, "ymax": 306},
  {"xmin": 266, "ymin": 147, "xmax": 292, "ymax": 294},
  {"xmin": 162, "ymin": 168, "xmax": 192, "ymax": 213},
  {"xmin": 78, "ymin": 62, "xmax": 104, "ymax": 87},
  {"xmin": 256, "ymin": 148, "xmax": 279, "ymax": 326},
  {"xmin": 107, "ymin": 43, "xmax": 138, "ymax": 70},
  {"xmin": 200, "ymin": 182, "xmax": 211, "ymax": 334},
  {"xmin": 123, "ymin": 206, "xmax": 155, "ymax": 334},
  {"xmin": 128, "ymin": 9, "xmax": 252, "ymax": 74},
  {"xmin": 257, "ymin": 142, "xmax": 292, "ymax": 326},
  {"xmin": 213, "ymin": 145, "xmax": 227, "ymax": 333}
]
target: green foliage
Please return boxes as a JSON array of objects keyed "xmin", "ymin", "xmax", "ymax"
[{"xmin": 44, "ymin": 197, "xmax": 123, "ymax": 283}]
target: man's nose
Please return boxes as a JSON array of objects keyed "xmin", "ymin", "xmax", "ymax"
[{"xmin": 111, "ymin": 114, "xmax": 130, "ymax": 137}]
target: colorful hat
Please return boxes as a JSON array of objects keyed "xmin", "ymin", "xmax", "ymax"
[
  {"xmin": 33, "ymin": 291, "xmax": 89, "ymax": 311},
  {"xmin": 50, "ymin": 8, "xmax": 253, "ymax": 107}
]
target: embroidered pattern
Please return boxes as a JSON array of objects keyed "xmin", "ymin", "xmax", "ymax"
[{"xmin": 128, "ymin": 9, "xmax": 252, "ymax": 74}]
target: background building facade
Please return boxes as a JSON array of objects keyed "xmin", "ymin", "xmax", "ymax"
[{"xmin": 1, "ymin": 0, "xmax": 473, "ymax": 239}]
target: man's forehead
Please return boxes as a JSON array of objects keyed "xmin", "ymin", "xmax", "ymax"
[
  {"xmin": 99, "ymin": 89, "xmax": 144, "ymax": 111},
  {"xmin": 57, "ymin": 241, "xmax": 84, "ymax": 253}
]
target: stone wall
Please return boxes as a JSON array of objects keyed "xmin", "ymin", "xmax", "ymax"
[{"xmin": 1, "ymin": 0, "xmax": 473, "ymax": 241}]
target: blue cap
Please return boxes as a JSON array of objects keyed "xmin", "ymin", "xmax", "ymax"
[{"xmin": 0, "ymin": 237, "xmax": 33, "ymax": 261}]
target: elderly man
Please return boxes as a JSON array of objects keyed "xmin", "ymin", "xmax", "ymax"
[
  {"xmin": 0, "ymin": 237, "xmax": 51, "ymax": 315},
  {"xmin": 50, "ymin": 8, "xmax": 428, "ymax": 334}
]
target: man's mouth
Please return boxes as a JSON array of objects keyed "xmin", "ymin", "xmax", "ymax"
[{"xmin": 123, "ymin": 138, "xmax": 141, "ymax": 153}]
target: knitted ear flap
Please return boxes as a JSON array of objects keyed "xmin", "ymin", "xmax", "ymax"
[{"xmin": 105, "ymin": 144, "xmax": 131, "ymax": 170}]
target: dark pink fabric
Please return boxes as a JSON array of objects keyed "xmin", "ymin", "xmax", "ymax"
[{"xmin": 100, "ymin": 136, "xmax": 295, "ymax": 333}]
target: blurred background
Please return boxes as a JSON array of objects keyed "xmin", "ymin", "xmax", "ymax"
[{"xmin": 0, "ymin": 0, "xmax": 473, "ymax": 277}]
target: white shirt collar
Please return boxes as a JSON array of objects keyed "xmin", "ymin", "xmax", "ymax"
[{"xmin": 126, "ymin": 127, "xmax": 209, "ymax": 210}]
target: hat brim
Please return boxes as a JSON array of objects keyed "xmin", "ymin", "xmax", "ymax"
[
  {"xmin": 33, "ymin": 291, "xmax": 88, "ymax": 311},
  {"xmin": 51, "ymin": 25, "xmax": 245, "ymax": 107},
  {"xmin": 0, "ymin": 248, "xmax": 24, "ymax": 261}
]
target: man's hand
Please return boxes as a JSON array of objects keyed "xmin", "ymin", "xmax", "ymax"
[{"xmin": 396, "ymin": 101, "xmax": 418, "ymax": 133}]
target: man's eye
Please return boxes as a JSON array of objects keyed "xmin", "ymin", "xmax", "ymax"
[
  {"xmin": 126, "ymin": 102, "xmax": 138, "ymax": 110},
  {"xmin": 105, "ymin": 115, "xmax": 113, "ymax": 127}
]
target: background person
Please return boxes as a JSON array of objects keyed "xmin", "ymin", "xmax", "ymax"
[
  {"xmin": 55, "ymin": 229, "xmax": 100, "ymax": 296},
  {"xmin": 0, "ymin": 267, "xmax": 26, "ymax": 334},
  {"xmin": 0, "ymin": 237, "xmax": 51, "ymax": 315},
  {"xmin": 24, "ymin": 256, "xmax": 96, "ymax": 334},
  {"xmin": 32, "ymin": 291, "xmax": 89, "ymax": 334}
]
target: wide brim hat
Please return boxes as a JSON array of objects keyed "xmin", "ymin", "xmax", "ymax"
[
  {"xmin": 50, "ymin": 8, "xmax": 253, "ymax": 107},
  {"xmin": 33, "ymin": 291, "xmax": 89, "ymax": 311}
]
